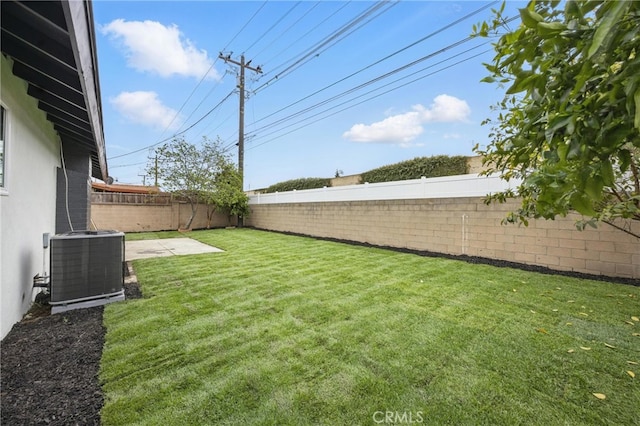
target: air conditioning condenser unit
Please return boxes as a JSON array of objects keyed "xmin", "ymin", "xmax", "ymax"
[{"xmin": 49, "ymin": 230, "xmax": 125, "ymax": 313}]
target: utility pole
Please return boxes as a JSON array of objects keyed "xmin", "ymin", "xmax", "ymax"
[{"xmin": 218, "ymin": 53, "xmax": 262, "ymax": 188}]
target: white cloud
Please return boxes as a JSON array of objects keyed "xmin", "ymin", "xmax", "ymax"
[
  {"xmin": 101, "ymin": 19, "xmax": 218, "ymax": 80},
  {"xmin": 343, "ymin": 110, "xmax": 423, "ymax": 145},
  {"xmin": 110, "ymin": 91, "xmax": 181, "ymax": 130},
  {"xmin": 418, "ymin": 94, "xmax": 471, "ymax": 123},
  {"xmin": 343, "ymin": 94, "xmax": 470, "ymax": 145}
]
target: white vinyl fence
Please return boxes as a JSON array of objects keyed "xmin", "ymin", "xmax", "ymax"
[{"xmin": 249, "ymin": 174, "xmax": 518, "ymax": 205}]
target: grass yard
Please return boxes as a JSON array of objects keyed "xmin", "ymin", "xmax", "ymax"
[{"xmin": 101, "ymin": 229, "xmax": 639, "ymax": 425}]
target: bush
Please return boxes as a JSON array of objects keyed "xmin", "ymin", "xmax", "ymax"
[
  {"xmin": 264, "ymin": 177, "xmax": 331, "ymax": 193},
  {"xmin": 361, "ymin": 155, "xmax": 468, "ymax": 183}
]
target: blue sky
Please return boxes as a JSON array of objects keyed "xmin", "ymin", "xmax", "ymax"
[{"xmin": 95, "ymin": 0, "xmax": 523, "ymax": 190}]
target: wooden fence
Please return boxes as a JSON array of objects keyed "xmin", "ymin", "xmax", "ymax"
[{"xmin": 91, "ymin": 192, "xmax": 172, "ymax": 205}]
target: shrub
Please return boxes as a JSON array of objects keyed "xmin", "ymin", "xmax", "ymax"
[
  {"xmin": 361, "ymin": 155, "xmax": 468, "ymax": 183},
  {"xmin": 264, "ymin": 177, "xmax": 331, "ymax": 193}
]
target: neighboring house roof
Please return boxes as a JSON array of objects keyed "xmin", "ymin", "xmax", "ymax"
[
  {"xmin": 91, "ymin": 181, "xmax": 160, "ymax": 194},
  {"xmin": 0, "ymin": 0, "xmax": 108, "ymax": 180}
]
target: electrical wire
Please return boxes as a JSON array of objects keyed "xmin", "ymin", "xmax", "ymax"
[
  {"xmin": 249, "ymin": 35, "xmax": 485, "ymax": 137},
  {"xmin": 245, "ymin": 14, "xmax": 519, "ymax": 149},
  {"xmin": 261, "ymin": 0, "xmax": 399, "ymax": 88},
  {"xmin": 258, "ymin": 2, "xmax": 352, "ymax": 70},
  {"xmin": 251, "ymin": 2, "xmax": 321, "ymax": 59},
  {"xmin": 107, "ymin": 2, "xmax": 267, "ymax": 162},
  {"xmin": 107, "ymin": 89, "xmax": 236, "ymax": 160},
  {"xmin": 251, "ymin": 0, "xmax": 498, "ymax": 124},
  {"xmin": 108, "ymin": 1, "xmax": 510, "ymax": 181},
  {"xmin": 59, "ymin": 144, "xmax": 74, "ymax": 232},
  {"xmin": 223, "ymin": 1, "xmax": 268, "ymax": 51},
  {"xmin": 106, "ymin": 1, "xmax": 394, "ymax": 166},
  {"xmin": 248, "ymin": 49, "xmax": 490, "ymax": 151},
  {"xmin": 109, "ymin": 160, "xmax": 147, "ymax": 169},
  {"xmin": 253, "ymin": 1, "xmax": 396, "ymax": 93},
  {"xmin": 177, "ymin": 71, "xmax": 229, "ymax": 131},
  {"xmin": 244, "ymin": 2, "xmax": 302, "ymax": 55}
]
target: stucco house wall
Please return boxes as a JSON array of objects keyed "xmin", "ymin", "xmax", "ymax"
[
  {"xmin": 1, "ymin": 0, "xmax": 108, "ymax": 339},
  {"xmin": 0, "ymin": 55, "xmax": 61, "ymax": 338}
]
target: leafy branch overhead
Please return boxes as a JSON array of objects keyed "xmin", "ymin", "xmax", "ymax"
[{"xmin": 474, "ymin": 1, "xmax": 640, "ymax": 238}]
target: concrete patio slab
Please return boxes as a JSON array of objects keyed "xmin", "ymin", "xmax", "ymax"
[{"xmin": 125, "ymin": 238, "xmax": 224, "ymax": 261}]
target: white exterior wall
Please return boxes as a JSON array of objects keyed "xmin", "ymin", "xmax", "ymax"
[{"xmin": 1, "ymin": 56, "xmax": 60, "ymax": 339}]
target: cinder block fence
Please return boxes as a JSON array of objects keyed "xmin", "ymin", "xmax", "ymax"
[
  {"xmin": 245, "ymin": 175, "xmax": 639, "ymax": 280},
  {"xmin": 90, "ymin": 175, "xmax": 639, "ymax": 279},
  {"xmin": 91, "ymin": 195, "xmax": 236, "ymax": 232}
]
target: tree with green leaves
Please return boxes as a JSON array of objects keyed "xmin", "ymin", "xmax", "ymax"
[
  {"xmin": 148, "ymin": 137, "xmax": 237, "ymax": 230},
  {"xmin": 203, "ymin": 162, "xmax": 249, "ymax": 227},
  {"xmin": 474, "ymin": 1, "xmax": 640, "ymax": 238}
]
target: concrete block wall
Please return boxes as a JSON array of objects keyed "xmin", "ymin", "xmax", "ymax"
[
  {"xmin": 245, "ymin": 197, "xmax": 640, "ymax": 280},
  {"xmin": 91, "ymin": 202, "xmax": 235, "ymax": 232}
]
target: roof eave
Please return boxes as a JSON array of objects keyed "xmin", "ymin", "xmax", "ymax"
[{"xmin": 61, "ymin": 0, "xmax": 107, "ymax": 180}]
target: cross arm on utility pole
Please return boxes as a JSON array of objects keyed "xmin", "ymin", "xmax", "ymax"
[{"xmin": 218, "ymin": 52, "xmax": 263, "ymax": 74}]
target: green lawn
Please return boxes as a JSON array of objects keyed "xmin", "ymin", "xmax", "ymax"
[{"xmin": 101, "ymin": 229, "xmax": 639, "ymax": 425}]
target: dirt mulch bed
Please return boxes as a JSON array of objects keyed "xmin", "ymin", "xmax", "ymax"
[{"xmin": 0, "ymin": 283, "xmax": 140, "ymax": 426}]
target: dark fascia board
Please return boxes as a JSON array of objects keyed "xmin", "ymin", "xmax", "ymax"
[{"xmin": 62, "ymin": 0, "xmax": 108, "ymax": 181}]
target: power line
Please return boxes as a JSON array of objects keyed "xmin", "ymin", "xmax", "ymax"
[
  {"xmin": 174, "ymin": 70, "xmax": 229, "ymax": 137},
  {"xmin": 251, "ymin": 0, "xmax": 498, "ymax": 125},
  {"xmin": 258, "ymin": 2, "xmax": 352, "ymax": 69},
  {"xmin": 253, "ymin": 1, "xmax": 396, "ymax": 93},
  {"xmin": 244, "ymin": 2, "xmax": 302, "ymax": 55},
  {"xmin": 247, "ymin": 46, "xmax": 491, "ymax": 150},
  {"xmin": 245, "ymin": 14, "xmax": 519, "ymax": 150},
  {"xmin": 109, "ymin": 160, "xmax": 147, "ymax": 169},
  {"xmin": 251, "ymin": 1, "xmax": 321, "ymax": 60},
  {"xmin": 107, "ymin": 2, "xmax": 267, "ymax": 162},
  {"xmin": 249, "ymin": 34, "xmax": 486, "ymax": 137},
  {"xmin": 107, "ymin": 89, "xmax": 236, "ymax": 160},
  {"xmin": 202, "ymin": 110, "xmax": 236, "ymax": 140},
  {"xmin": 105, "ymin": 0, "xmax": 395, "ymax": 163},
  {"xmin": 223, "ymin": 1, "xmax": 268, "ymax": 51}
]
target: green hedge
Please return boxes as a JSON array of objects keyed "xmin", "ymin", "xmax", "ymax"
[
  {"xmin": 360, "ymin": 155, "xmax": 468, "ymax": 183},
  {"xmin": 264, "ymin": 177, "xmax": 332, "ymax": 193}
]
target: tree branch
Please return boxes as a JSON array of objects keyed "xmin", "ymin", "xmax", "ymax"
[
  {"xmin": 630, "ymin": 161, "xmax": 640, "ymax": 208},
  {"xmin": 603, "ymin": 219, "xmax": 640, "ymax": 239}
]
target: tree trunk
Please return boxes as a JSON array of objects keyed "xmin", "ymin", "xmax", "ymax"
[
  {"xmin": 206, "ymin": 205, "xmax": 216, "ymax": 229},
  {"xmin": 185, "ymin": 201, "xmax": 198, "ymax": 230}
]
